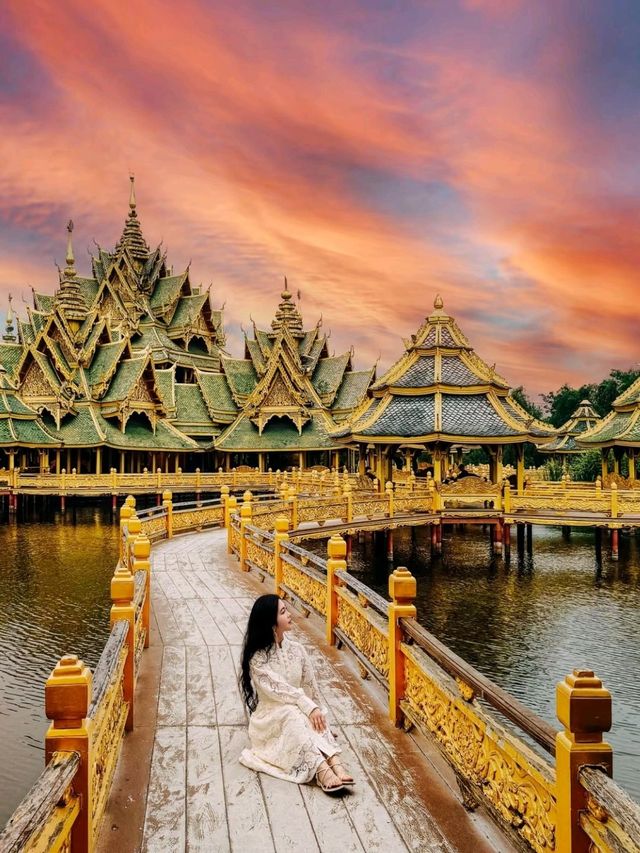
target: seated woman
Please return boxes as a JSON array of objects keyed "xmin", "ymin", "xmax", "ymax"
[{"xmin": 239, "ymin": 594, "xmax": 354, "ymax": 794}]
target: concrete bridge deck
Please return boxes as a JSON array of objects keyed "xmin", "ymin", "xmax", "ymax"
[{"xmin": 98, "ymin": 528, "xmax": 512, "ymax": 853}]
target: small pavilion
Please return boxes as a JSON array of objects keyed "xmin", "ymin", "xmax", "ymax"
[
  {"xmin": 578, "ymin": 378, "xmax": 640, "ymax": 482},
  {"xmin": 334, "ymin": 295, "xmax": 554, "ymax": 490},
  {"xmin": 538, "ymin": 399, "xmax": 599, "ymax": 468}
]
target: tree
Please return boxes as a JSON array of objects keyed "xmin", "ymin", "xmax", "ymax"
[
  {"xmin": 541, "ymin": 383, "xmax": 594, "ymax": 427},
  {"xmin": 511, "ymin": 386, "xmax": 544, "ymax": 420},
  {"xmin": 592, "ymin": 368, "xmax": 640, "ymax": 416}
]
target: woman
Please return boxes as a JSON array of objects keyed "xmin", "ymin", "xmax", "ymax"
[{"xmin": 239, "ymin": 594, "xmax": 354, "ymax": 793}]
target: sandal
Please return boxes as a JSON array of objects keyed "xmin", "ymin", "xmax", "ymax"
[
  {"xmin": 328, "ymin": 758, "xmax": 355, "ymax": 786},
  {"xmin": 316, "ymin": 764, "xmax": 346, "ymax": 794}
]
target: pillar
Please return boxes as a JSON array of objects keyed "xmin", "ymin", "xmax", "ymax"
[
  {"xmin": 611, "ymin": 528, "xmax": 619, "ymax": 560},
  {"xmin": 326, "ymin": 535, "xmax": 347, "ymax": 645},
  {"xmin": 55, "ymin": 449, "xmax": 61, "ymax": 475},
  {"xmin": 601, "ymin": 449, "xmax": 608, "ymax": 481},
  {"xmin": 298, "ymin": 451, "xmax": 304, "ymax": 471},
  {"xmin": 629, "ymin": 449, "xmax": 637, "ymax": 482},
  {"xmin": 555, "ymin": 669, "xmax": 612, "ymax": 853},
  {"xmin": 110, "ymin": 564, "xmax": 136, "ymax": 730},
  {"xmin": 388, "ymin": 567, "xmax": 416, "ymax": 725},
  {"xmin": 273, "ymin": 516, "xmax": 290, "ymax": 596},
  {"xmin": 516, "ymin": 446, "xmax": 525, "ymax": 495},
  {"xmin": 120, "ymin": 451, "xmax": 125, "ymax": 475},
  {"xmin": 45, "ymin": 655, "xmax": 93, "ymax": 852},
  {"xmin": 258, "ymin": 452, "xmax": 265, "ymax": 473},
  {"xmin": 95, "ymin": 447, "xmax": 102, "ymax": 476}
]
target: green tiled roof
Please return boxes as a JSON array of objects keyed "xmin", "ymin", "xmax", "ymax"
[
  {"xmin": 0, "ymin": 344, "xmax": 24, "ymax": 378},
  {"xmin": 169, "ymin": 294, "xmax": 208, "ymax": 329},
  {"xmin": 102, "ymin": 357, "xmax": 147, "ymax": 402},
  {"xmin": 101, "ymin": 416, "xmax": 198, "ymax": 450},
  {"xmin": 33, "ymin": 292, "xmax": 55, "ymax": 312},
  {"xmin": 154, "ymin": 367, "xmax": 176, "ymax": 412},
  {"xmin": 305, "ymin": 338, "xmax": 325, "ymax": 371},
  {"xmin": 222, "ymin": 357, "xmax": 258, "ymax": 398},
  {"xmin": 299, "ymin": 329, "xmax": 318, "ymax": 356},
  {"xmin": 246, "ymin": 339, "xmax": 265, "ymax": 373},
  {"xmin": 11, "ymin": 418, "xmax": 59, "ymax": 445},
  {"xmin": 86, "ymin": 341, "xmax": 127, "ymax": 386},
  {"xmin": 76, "ymin": 277, "xmax": 99, "ymax": 307},
  {"xmin": 150, "ymin": 273, "xmax": 187, "ymax": 311},
  {"xmin": 173, "ymin": 384, "xmax": 214, "ymax": 426},
  {"xmin": 614, "ymin": 376, "xmax": 640, "ymax": 407},
  {"xmin": 30, "ymin": 311, "xmax": 47, "ymax": 335},
  {"xmin": 197, "ymin": 371, "xmax": 237, "ymax": 416},
  {"xmin": 0, "ymin": 390, "xmax": 35, "ymax": 416},
  {"xmin": 580, "ymin": 412, "xmax": 634, "ymax": 444},
  {"xmin": 312, "ymin": 354, "xmax": 350, "ymax": 403},
  {"xmin": 217, "ymin": 413, "xmax": 339, "ymax": 450},
  {"xmin": 19, "ymin": 320, "xmax": 35, "ymax": 344},
  {"xmin": 255, "ymin": 329, "xmax": 272, "ymax": 355},
  {"xmin": 32, "ymin": 350, "xmax": 63, "ymax": 392},
  {"xmin": 332, "ymin": 369, "xmax": 374, "ymax": 411},
  {"xmin": 56, "ymin": 406, "xmax": 104, "ymax": 446}
]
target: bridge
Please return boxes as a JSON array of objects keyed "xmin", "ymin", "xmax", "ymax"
[{"xmin": 2, "ymin": 484, "xmax": 640, "ymax": 853}]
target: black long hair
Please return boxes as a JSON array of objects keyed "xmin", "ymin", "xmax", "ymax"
[{"xmin": 240, "ymin": 594, "xmax": 280, "ymax": 712}]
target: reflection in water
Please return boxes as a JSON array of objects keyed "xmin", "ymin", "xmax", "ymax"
[
  {"xmin": 306, "ymin": 524, "xmax": 640, "ymax": 801},
  {"xmin": 0, "ymin": 504, "xmax": 118, "ymax": 824}
]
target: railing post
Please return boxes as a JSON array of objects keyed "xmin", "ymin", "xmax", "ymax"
[
  {"xmin": 221, "ymin": 485, "xmax": 230, "ymax": 527},
  {"xmin": 326, "ymin": 534, "xmax": 346, "ymax": 646},
  {"xmin": 133, "ymin": 532, "xmax": 152, "ymax": 648},
  {"xmin": 119, "ymin": 501, "xmax": 134, "ymax": 564},
  {"xmin": 239, "ymin": 499, "xmax": 253, "ymax": 571},
  {"xmin": 288, "ymin": 485, "xmax": 298, "ymax": 529},
  {"xmin": 386, "ymin": 481, "xmax": 394, "ymax": 517},
  {"xmin": 503, "ymin": 482, "xmax": 512, "ymax": 513},
  {"xmin": 156, "ymin": 467, "xmax": 162, "ymax": 490},
  {"xmin": 227, "ymin": 495, "xmax": 238, "ymax": 553},
  {"xmin": 555, "ymin": 669, "xmax": 613, "ymax": 853},
  {"xmin": 343, "ymin": 482, "xmax": 353, "ymax": 522},
  {"xmin": 111, "ymin": 467, "xmax": 117, "ymax": 490},
  {"xmin": 610, "ymin": 482, "xmax": 618, "ymax": 518},
  {"xmin": 273, "ymin": 516, "xmax": 290, "ymax": 596},
  {"xmin": 162, "ymin": 490, "xmax": 173, "ymax": 539},
  {"xmin": 195, "ymin": 467, "xmax": 201, "ymax": 492},
  {"xmin": 111, "ymin": 564, "xmax": 136, "ymax": 730},
  {"xmin": 45, "ymin": 654, "xmax": 93, "ymax": 853},
  {"xmin": 388, "ymin": 567, "xmax": 417, "ymax": 726}
]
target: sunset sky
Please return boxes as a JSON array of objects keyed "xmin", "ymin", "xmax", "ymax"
[{"xmin": 1, "ymin": 0, "xmax": 638, "ymax": 397}]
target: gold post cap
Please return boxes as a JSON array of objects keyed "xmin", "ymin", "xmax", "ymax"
[
  {"xmin": 327, "ymin": 534, "xmax": 347, "ymax": 559},
  {"xmin": 111, "ymin": 565, "xmax": 135, "ymax": 603},
  {"xmin": 133, "ymin": 534, "xmax": 151, "ymax": 560},
  {"xmin": 125, "ymin": 495, "xmax": 136, "ymax": 508},
  {"xmin": 556, "ymin": 669, "xmax": 612, "ymax": 735},
  {"xmin": 275, "ymin": 516, "xmax": 289, "ymax": 533},
  {"xmin": 162, "ymin": 490, "xmax": 172, "ymax": 501},
  {"xmin": 45, "ymin": 655, "xmax": 92, "ymax": 726},
  {"xmin": 389, "ymin": 566, "xmax": 416, "ymax": 603}
]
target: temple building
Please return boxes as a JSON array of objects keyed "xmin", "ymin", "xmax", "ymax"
[
  {"xmin": 579, "ymin": 379, "xmax": 640, "ymax": 481},
  {"xmin": 538, "ymin": 400, "xmax": 599, "ymax": 466},
  {"xmin": 333, "ymin": 295, "xmax": 554, "ymax": 488},
  {"xmin": 0, "ymin": 180, "xmax": 373, "ymax": 475}
]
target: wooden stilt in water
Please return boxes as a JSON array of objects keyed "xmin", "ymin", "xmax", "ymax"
[
  {"xmin": 431, "ymin": 523, "xmax": 438, "ymax": 554},
  {"xmin": 386, "ymin": 530, "xmax": 394, "ymax": 562},
  {"xmin": 493, "ymin": 521, "xmax": 503, "ymax": 554},
  {"xmin": 517, "ymin": 523, "xmax": 525, "ymax": 555},
  {"xmin": 611, "ymin": 528, "xmax": 619, "ymax": 560},
  {"xmin": 503, "ymin": 523, "xmax": 511, "ymax": 551},
  {"xmin": 526, "ymin": 523, "xmax": 533, "ymax": 553},
  {"xmin": 434, "ymin": 524, "xmax": 442, "ymax": 555},
  {"xmin": 346, "ymin": 534, "xmax": 353, "ymax": 564},
  {"xmin": 60, "ymin": 494, "xmax": 66, "ymax": 512}
]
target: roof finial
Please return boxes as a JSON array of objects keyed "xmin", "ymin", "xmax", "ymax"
[
  {"xmin": 64, "ymin": 219, "xmax": 76, "ymax": 278},
  {"xmin": 434, "ymin": 293, "xmax": 443, "ymax": 311},
  {"xmin": 129, "ymin": 174, "xmax": 136, "ymax": 211},
  {"xmin": 3, "ymin": 293, "xmax": 16, "ymax": 342}
]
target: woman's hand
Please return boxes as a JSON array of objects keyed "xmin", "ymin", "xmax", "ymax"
[{"xmin": 308, "ymin": 708, "xmax": 326, "ymax": 733}]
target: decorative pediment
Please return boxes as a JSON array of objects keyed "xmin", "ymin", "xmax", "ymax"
[{"xmin": 22, "ymin": 357, "xmax": 58, "ymax": 399}]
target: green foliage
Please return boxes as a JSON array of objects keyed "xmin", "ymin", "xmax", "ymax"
[
  {"xmin": 544, "ymin": 458, "xmax": 564, "ymax": 481},
  {"xmin": 541, "ymin": 368, "xmax": 640, "ymax": 425},
  {"xmin": 511, "ymin": 386, "xmax": 543, "ymax": 420},
  {"xmin": 568, "ymin": 450, "xmax": 602, "ymax": 482}
]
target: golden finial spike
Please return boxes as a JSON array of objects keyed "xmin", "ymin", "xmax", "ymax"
[
  {"xmin": 129, "ymin": 174, "xmax": 136, "ymax": 210},
  {"xmin": 7, "ymin": 293, "xmax": 13, "ymax": 321},
  {"xmin": 65, "ymin": 219, "xmax": 75, "ymax": 267},
  {"xmin": 434, "ymin": 293, "xmax": 443, "ymax": 310}
]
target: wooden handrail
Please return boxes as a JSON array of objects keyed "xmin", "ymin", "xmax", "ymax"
[{"xmin": 400, "ymin": 617, "xmax": 556, "ymax": 754}]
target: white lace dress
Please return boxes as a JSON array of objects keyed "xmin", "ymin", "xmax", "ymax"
[{"xmin": 239, "ymin": 636, "xmax": 341, "ymax": 783}]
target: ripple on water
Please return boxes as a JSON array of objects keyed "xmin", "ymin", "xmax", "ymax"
[{"xmin": 0, "ymin": 505, "xmax": 118, "ymax": 824}]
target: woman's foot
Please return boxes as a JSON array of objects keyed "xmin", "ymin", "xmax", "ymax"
[
  {"xmin": 327, "ymin": 756, "xmax": 355, "ymax": 785},
  {"xmin": 316, "ymin": 761, "xmax": 345, "ymax": 793}
]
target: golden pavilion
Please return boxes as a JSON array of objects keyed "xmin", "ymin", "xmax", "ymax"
[
  {"xmin": 333, "ymin": 295, "xmax": 554, "ymax": 487},
  {"xmin": 579, "ymin": 378, "xmax": 640, "ymax": 481}
]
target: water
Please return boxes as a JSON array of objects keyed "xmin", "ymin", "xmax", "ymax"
[
  {"xmin": 0, "ymin": 504, "xmax": 119, "ymax": 825},
  {"xmin": 1, "ymin": 511, "xmax": 639, "ymax": 826},
  {"xmin": 306, "ymin": 524, "xmax": 640, "ymax": 800}
]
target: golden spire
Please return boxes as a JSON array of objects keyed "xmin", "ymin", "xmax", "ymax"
[
  {"xmin": 2, "ymin": 293, "xmax": 16, "ymax": 342},
  {"xmin": 271, "ymin": 276, "xmax": 304, "ymax": 336},
  {"xmin": 63, "ymin": 219, "xmax": 76, "ymax": 279},
  {"xmin": 434, "ymin": 293, "xmax": 443, "ymax": 311},
  {"xmin": 115, "ymin": 174, "xmax": 149, "ymax": 263},
  {"xmin": 129, "ymin": 174, "xmax": 137, "ymax": 210}
]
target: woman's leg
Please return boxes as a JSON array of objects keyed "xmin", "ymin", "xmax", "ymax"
[
  {"xmin": 327, "ymin": 754, "xmax": 354, "ymax": 784},
  {"xmin": 316, "ymin": 759, "xmax": 344, "ymax": 791}
]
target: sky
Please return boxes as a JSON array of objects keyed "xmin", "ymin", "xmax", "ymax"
[{"xmin": 1, "ymin": 0, "xmax": 639, "ymax": 397}]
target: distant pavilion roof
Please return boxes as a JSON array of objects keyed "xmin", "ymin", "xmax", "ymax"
[
  {"xmin": 579, "ymin": 378, "xmax": 640, "ymax": 449},
  {"xmin": 333, "ymin": 295, "xmax": 555, "ymax": 446},
  {"xmin": 540, "ymin": 400, "xmax": 599, "ymax": 454}
]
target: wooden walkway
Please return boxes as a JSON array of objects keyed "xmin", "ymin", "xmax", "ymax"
[{"xmin": 97, "ymin": 529, "xmax": 513, "ymax": 853}]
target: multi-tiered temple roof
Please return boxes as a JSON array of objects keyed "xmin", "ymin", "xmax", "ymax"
[
  {"xmin": 0, "ymin": 182, "xmax": 373, "ymax": 466},
  {"xmin": 540, "ymin": 400, "xmax": 599, "ymax": 454},
  {"xmin": 216, "ymin": 282, "xmax": 374, "ymax": 453},
  {"xmin": 335, "ymin": 295, "xmax": 554, "ymax": 446}
]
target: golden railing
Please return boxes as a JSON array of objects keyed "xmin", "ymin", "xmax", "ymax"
[{"xmin": 0, "ymin": 499, "xmax": 151, "ymax": 853}]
